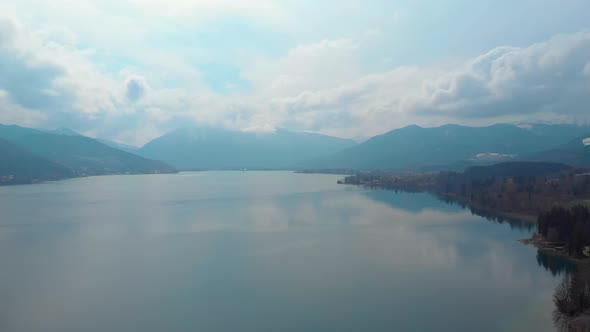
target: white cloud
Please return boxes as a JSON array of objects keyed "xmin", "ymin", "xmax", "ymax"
[
  {"xmin": 0, "ymin": 90, "xmax": 47, "ymax": 126},
  {"xmin": 125, "ymin": 76, "xmax": 148, "ymax": 102},
  {"xmin": 1, "ymin": 2, "xmax": 590, "ymax": 145},
  {"xmin": 407, "ymin": 32, "xmax": 590, "ymax": 119},
  {"xmin": 260, "ymin": 32, "xmax": 590, "ymax": 138},
  {"xmin": 244, "ymin": 38, "xmax": 363, "ymax": 97},
  {"xmin": 0, "ymin": 16, "xmax": 124, "ymax": 116}
]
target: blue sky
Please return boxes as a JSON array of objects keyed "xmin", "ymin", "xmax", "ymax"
[{"xmin": 0, "ymin": 0, "xmax": 590, "ymax": 145}]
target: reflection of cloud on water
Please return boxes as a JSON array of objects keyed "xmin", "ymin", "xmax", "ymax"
[
  {"xmin": 0, "ymin": 180, "xmax": 561, "ymax": 331},
  {"xmin": 51, "ymin": 189, "xmax": 534, "ymax": 278},
  {"xmin": 249, "ymin": 204, "xmax": 290, "ymax": 232}
]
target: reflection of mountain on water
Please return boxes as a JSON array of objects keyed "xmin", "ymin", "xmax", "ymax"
[
  {"xmin": 435, "ymin": 194, "xmax": 536, "ymax": 231},
  {"xmin": 465, "ymin": 205, "xmax": 535, "ymax": 232},
  {"xmin": 362, "ymin": 190, "xmax": 462, "ymax": 214},
  {"xmin": 362, "ymin": 190, "xmax": 535, "ymax": 231}
]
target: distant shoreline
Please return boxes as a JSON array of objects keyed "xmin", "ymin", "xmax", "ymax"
[
  {"xmin": 0, "ymin": 169, "xmax": 341, "ymax": 187},
  {"xmin": 0, "ymin": 170, "xmax": 178, "ymax": 187}
]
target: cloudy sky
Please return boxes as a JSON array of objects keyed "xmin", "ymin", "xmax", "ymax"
[{"xmin": 1, "ymin": 0, "xmax": 590, "ymax": 145}]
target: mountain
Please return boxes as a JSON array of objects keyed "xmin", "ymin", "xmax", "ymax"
[
  {"xmin": 352, "ymin": 135, "xmax": 371, "ymax": 144},
  {"xmin": 462, "ymin": 161, "xmax": 573, "ymax": 179},
  {"xmin": 0, "ymin": 138, "xmax": 73, "ymax": 185},
  {"xmin": 0, "ymin": 124, "xmax": 177, "ymax": 179},
  {"xmin": 41, "ymin": 127, "xmax": 80, "ymax": 136},
  {"xmin": 527, "ymin": 133, "xmax": 590, "ymax": 167},
  {"xmin": 97, "ymin": 138, "xmax": 140, "ymax": 154},
  {"xmin": 138, "ymin": 126, "xmax": 357, "ymax": 170},
  {"xmin": 40, "ymin": 126, "xmax": 143, "ymax": 155},
  {"xmin": 307, "ymin": 123, "xmax": 590, "ymax": 170},
  {"xmin": 12, "ymin": 132, "xmax": 176, "ymax": 176},
  {"xmin": 0, "ymin": 124, "xmax": 41, "ymax": 141}
]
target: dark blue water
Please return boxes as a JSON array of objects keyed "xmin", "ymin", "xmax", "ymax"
[{"xmin": 0, "ymin": 171, "xmax": 561, "ymax": 331}]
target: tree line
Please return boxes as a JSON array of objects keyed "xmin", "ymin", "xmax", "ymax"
[
  {"xmin": 538, "ymin": 205, "xmax": 590, "ymax": 256},
  {"xmin": 338, "ymin": 162, "xmax": 590, "ymax": 217}
]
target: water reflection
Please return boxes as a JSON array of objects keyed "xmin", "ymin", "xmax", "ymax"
[
  {"xmin": 532, "ymin": 239, "xmax": 590, "ymax": 331},
  {"xmin": 536, "ymin": 251, "xmax": 577, "ymax": 277},
  {"xmin": 410, "ymin": 190, "xmax": 589, "ymax": 331},
  {"xmin": 368, "ymin": 182, "xmax": 589, "ymax": 331},
  {"xmin": 551, "ymin": 267, "xmax": 590, "ymax": 331},
  {"xmin": 430, "ymin": 193, "xmax": 536, "ymax": 231},
  {"xmin": 0, "ymin": 172, "xmax": 561, "ymax": 332}
]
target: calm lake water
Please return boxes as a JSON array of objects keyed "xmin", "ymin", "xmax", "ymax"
[{"xmin": 0, "ymin": 171, "xmax": 564, "ymax": 331}]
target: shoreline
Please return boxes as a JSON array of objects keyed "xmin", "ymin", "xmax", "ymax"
[
  {"xmin": 339, "ymin": 180, "xmax": 590, "ymax": 267},
  {"xmin": 519, "ymin": 234, "xmax": 590, "ymax": 266},
  {"xmin": 345, "ymin": 182, "xmax": 540, "ymax": 224},
  {"xmin": 0, "ymin": 171, "xmax": 179, "ymax": 187},
  {"xmin": 436, "ymin": 192, "xmax": 538, "ymax": 223}
]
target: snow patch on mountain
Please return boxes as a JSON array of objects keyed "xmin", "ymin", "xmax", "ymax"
[{"xmin": 471, "ymin": 153, "xmax": 516, "ymax": 162}]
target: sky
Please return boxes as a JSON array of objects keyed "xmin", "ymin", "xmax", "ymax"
[{"xmin": 0, "ymin": 0, "xmax": 590, "ymax": 146}]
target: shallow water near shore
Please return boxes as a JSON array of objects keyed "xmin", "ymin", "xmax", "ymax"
[{"xmin": 0, "ymin": 171, "xmax": 563, "ymax": 331}]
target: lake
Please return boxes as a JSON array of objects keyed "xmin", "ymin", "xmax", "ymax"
[{"xmin": 0, "ymin": 171, "xmax": 564, "ymax": 331}]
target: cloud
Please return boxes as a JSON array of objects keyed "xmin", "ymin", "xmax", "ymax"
[
  {"xmin": 1, "ymin": 2, "xmax": 590, "ymax": 145},
  {"xmin": 261, "ymin": 66, "xmax": 431, "ymax": 134},
  {"xmin": 0, "ymin": 89, "xmax": 47, "ymax": 126},
  {"xmin": 243, "ymin": 32, "xmax": 388, "ymax": 99},
  {"xmin": 0, "ymin": 18, "xmax": 68, "ymax": 110},
  {"xmin": 264, "ymin": 32, "xmax": 590, "ymax": 137},
  {"xmin": 408, "ymin": 32, "xmax": 590, "ymax": 119},
  {"xmin": 0, "ymin": 16, "xmax": 155, "ymax": 136},
  {"xmin": 0, "ymin": 16, "xmax": 123, "ymax": 120},
  {"xmin": 125, "ymin": 76, "xmax": 147, "ymax": 102}
]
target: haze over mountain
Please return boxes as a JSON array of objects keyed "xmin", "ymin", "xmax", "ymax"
[
  {"xmin": 307, "ymin": 123, "xmax": 590, "ymax": 170},
  {"xmin": 527, "ymin": 133, "xmax": 590, "ymax": 168},
  {"xmin": 3, "ymin": 121, "xmax": 589, "ymax": 181},
  {"xmin": 0, "ymin": 124, "xmax": 176, "ymax": 184},
  {"xmin": 138, "ymin": 126, "xmax": 357, "ymax": 170},
  {"xmin": 41, "ymin": 128, "xmax": 81, "ymax": 136},
  {"xmin": 97, "ymin": 139, "xmax": 140, "ymax": 154},
  {"xmin": 38, "ymin": 128, "xmax": 141, "ymax": 154}
]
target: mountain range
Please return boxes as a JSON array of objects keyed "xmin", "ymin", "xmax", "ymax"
[
  {"xmin": 528, "ymin": 133, "xmax": 590, "ymax": 167},
  {"xmin": 0, "ymin": 124, "xmax": 176, "ymax": 185},
  {"xmin": 2, "ymin": 122, "xmax": 589, "ymax": 185},
  {"xmin": 138, "ymin": 126, "xmax": 357, "ymax": 170},
  {"xmin": 136, "ymin": 123, "xmax": 590, "ymax": 171},
  {"xmin": 305, "ymin": 123, "xmax": 590, "ymax": 170}
]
